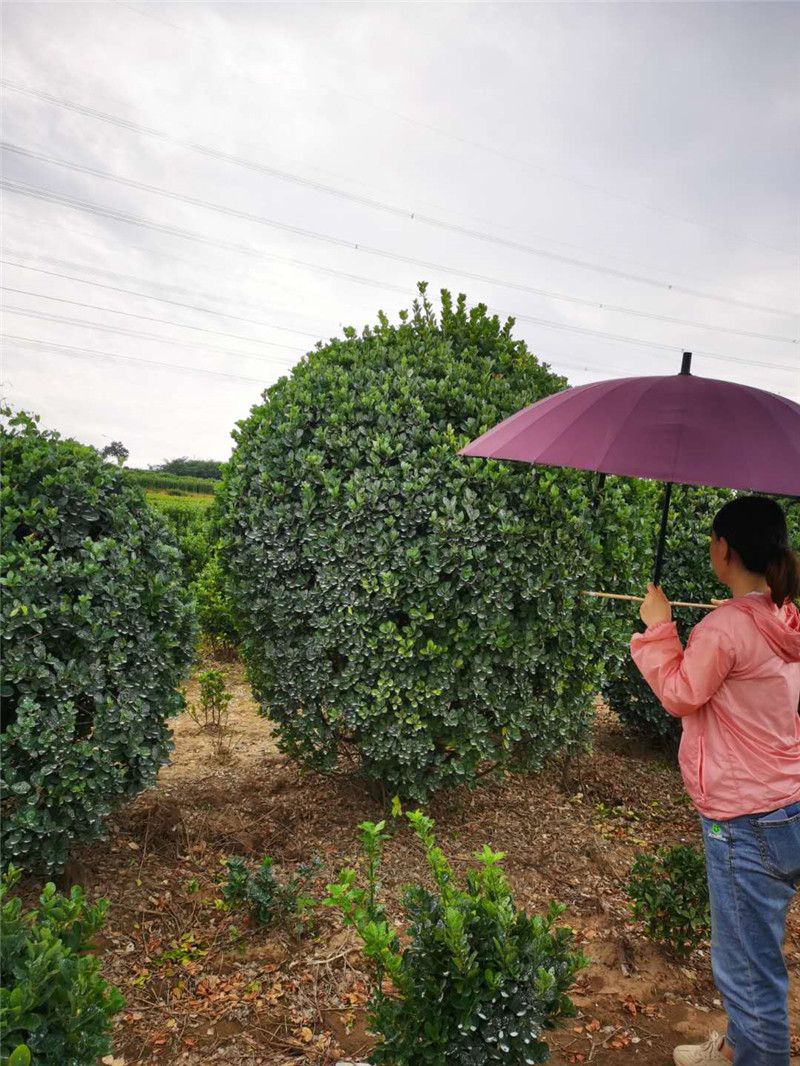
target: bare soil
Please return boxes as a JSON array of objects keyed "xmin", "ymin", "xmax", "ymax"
[{"xmin": 47, "ymin": 658, "xmax": 800, "ymax": 1064}]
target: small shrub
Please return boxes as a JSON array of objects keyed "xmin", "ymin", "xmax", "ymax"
[
  {"xmin": 220, "ymin": 855, "xmax": 321, "ymax": 934},
  {"xmin": 191, "ymin": 555, "xmax": 239, "ymax": 652},
  {"xmin": 325, "ymin": 809, "xmax": 587, "ymax": 1064},
  {"xmin": 626, "ymin": 845, "xmax": 710, "ymax": 958},
  {"xmin": 186, "ymin": 669, "xmax": 237, "ymax": 761},
  {"xmin": 148, "ymin": 492, "xmax": 239, "ymax": 650},
  {"xmin": 146, "ymin": 494, "xmax": 213, "ymax": 582},
  {"xmin": 0, "ymin": 866, "xmax": 124, "ymax": 1065},
  {"xmin": 221, "ymin": 857, "xmax": 250, "ymax": 907},
  {"xmin": 188, "ymin": 669, "xmax": 232, "ymax": 732}
]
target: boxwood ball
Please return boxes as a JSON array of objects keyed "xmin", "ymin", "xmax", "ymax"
[
  {"xmin": 1, "ymin": 412, "xmax": 196, "ymax": 873},
  {"xmin": 221, "ymin": 286, "xmax": 629, "ymax": 798}
]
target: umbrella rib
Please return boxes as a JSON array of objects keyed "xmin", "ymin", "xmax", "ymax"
[
  {"xmin": 460, "ymin": 378, "xmax": 587, "ymax": 453},
  {"xmin": 741, "ymin": 384, "xmax": 800, "ymax": 493},
  {"xmin": 719, "ymin": 381, "xmax": 758, "ymax": 493},
  {"xmin": 593, "ymin": 376, "xmax": 668, "ymax": 475},
  {"xmin": 522, "ymin": 376, "xmax": 646, "ymax": 470}
]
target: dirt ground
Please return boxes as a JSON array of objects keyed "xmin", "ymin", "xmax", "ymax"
[{"xmin": 49, "ymin": 657, "xmax": 799, "ymax": 1065}]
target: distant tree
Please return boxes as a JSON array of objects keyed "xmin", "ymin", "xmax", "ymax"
[
  {"xmin": 151, "ymin": 457, "xmax": 224, "ymax": 480},
  {"xmin": 100, "ymin": 440, "xmax": 129, "ymax": 466}
]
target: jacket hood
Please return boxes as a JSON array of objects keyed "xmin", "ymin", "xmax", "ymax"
[{"xmin": 726, "ymin": 593, "xmax": 800, "ymax": 663}]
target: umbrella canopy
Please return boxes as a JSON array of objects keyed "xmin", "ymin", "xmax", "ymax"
[
  {"xmin": 459, "ymin": 353, "xmax": 800, "ymax": 587},
  {"xmin": 459, "ymin": 357, "xmax": 800, "ymax": 497}
]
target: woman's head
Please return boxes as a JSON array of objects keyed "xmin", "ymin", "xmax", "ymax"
[{"xmin": 711, "ymin": 496, "xmax": 799, "ymax": 606}]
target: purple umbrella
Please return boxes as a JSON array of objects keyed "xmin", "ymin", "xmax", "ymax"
[{"xmin": 459, "ymin": 353, "xmax": 800, "ymax": 589}]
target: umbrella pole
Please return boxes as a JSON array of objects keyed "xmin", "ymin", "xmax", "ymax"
[
  {"xmin": 652, "ymin": 481, "xmax": 673, "ymax": 586},
  {"xmin": 651, "ymin": 355, "xmax": 692, "ymax": 585}
]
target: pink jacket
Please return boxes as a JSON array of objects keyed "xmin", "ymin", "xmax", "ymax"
[{"xmin": 630, "ymin": 592, "xmax": 800, "ymax": 819}]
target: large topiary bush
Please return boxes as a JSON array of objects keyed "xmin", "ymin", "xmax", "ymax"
[
  {"xmin": 0, "ymin": 411, "xmax": 195, "ymax": 873},
  {"xmin": 221, "ymin": 285, "xmax": 641, "ymax": 798}
]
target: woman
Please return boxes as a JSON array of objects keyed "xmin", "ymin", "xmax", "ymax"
[{"xmin": 630, "ymin": 495, "xmax": 800, "ymax": 1066}]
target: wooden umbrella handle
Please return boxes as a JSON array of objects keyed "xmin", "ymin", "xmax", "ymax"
[{"xmin": 582, "ymin": 590, "xmax": 718, "ymax": 610}]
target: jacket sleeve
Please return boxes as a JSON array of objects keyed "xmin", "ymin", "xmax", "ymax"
[{"xmin": 629, "ymin": 619, "xmax": 735, "ymax": 718}]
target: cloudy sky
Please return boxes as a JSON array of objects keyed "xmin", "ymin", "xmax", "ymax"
[{"xmin": 2, "ymin": 1, "xmax": 798, "ymax": 467}]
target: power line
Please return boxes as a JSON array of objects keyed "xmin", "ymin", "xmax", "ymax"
[
  {"xmin": 0, "ymin": 270, "xmax": 686, "ymax": 386},
  {"xmin": 2, "ymin": 259, "xmax": 324, "ymax": 340},
  {"xmin": 1, "ymin": 281, "xmax": 311, "ymax": 353},
  {"xmin": 4, "ymin": 240, "xmax": 797, "ymax": 379},
  {"xmin": 490, "ymin": 306, "xmax": 798, "ymax": 375},
  {"xmin": 1, "ymin": 222, "xmax": 337, "ymax": 331},
  {"xmin": 3, "ymin": 179, "xmax": 797, "ymax": 377},
  {"xmin": 5, "ymin": 142, "xmax": 797, "ymax": 333},
  {"xmin": 5, "ymin": 297, "xmax": 794, "ymax": 393},
  {"xmin": 2, "ymin": 283, "xmax": 624, "ymax": 383},
  {"xmin": 6, "ymin": 108, "xmax": 784, "ymax": 317},
  {"xmin": 1, "ymin": 303, "xmax": 303, "ymax": 366},
  {"xmin": 4, "ymin": 303, "xmax": 795, "ymax": 394},
  {"xmin": 2, "ymin": 334, "xmax": 273, "ymax": 384},
  {"xmin": 1, "ymin": 93, "xmax": 794, "ymax": 309},
  {"xmin": 1, "ymin": 177, "xmax": 409, "ymax": 294},
  {"xmin": 38, "ymin": 20, "xmax": 795, "ymax": 258},
  {"xmin": 5, "ymin": 265, "xmax": 796, "ymax": 378},
  {"xmin": 0, "ymin": 328, "xmax": 650, "ymax": 386}
]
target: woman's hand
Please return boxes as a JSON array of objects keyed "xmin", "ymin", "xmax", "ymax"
[{"xmin": 640, "ymin": 582, "xmax": 672, "ymax": 627}]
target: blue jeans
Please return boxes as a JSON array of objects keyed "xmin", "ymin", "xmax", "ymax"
[{"xmin": 700, "ymin": 800, "xmax": 800, "ymax": 1066}]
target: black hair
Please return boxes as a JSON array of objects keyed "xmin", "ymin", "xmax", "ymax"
[{"xmin": 712, "ymin": 496, "xmax": 800, "ymax": 606}]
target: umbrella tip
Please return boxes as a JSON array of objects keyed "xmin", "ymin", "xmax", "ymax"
[{"xmin": 680, "ymin": 351, "xmax": 693, "ymax": 375}]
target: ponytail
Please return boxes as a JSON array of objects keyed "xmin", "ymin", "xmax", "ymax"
[
  {"xmin": 765, "ymin": 547, "xmax": 800, "ymax": 607},
  {"xmin": 712, "ymin": 496, "xmax": 799, "ymax": 607}
]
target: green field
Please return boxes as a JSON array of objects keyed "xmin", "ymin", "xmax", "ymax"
[
  {"xmin": 145, "ymin": 489, "xmax": 215, "ymax": 511},
  {"xmin": 125, "ymin": 468, "xmax": 218, "ymax": 495}
]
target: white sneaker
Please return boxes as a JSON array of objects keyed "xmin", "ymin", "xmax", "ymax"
[{"xmin": 673, "ymin": 1030, "xmax": 729, "ymax": 1065}]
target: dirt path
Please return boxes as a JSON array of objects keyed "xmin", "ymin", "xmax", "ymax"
[{"xmin": 60, "ymin": 658, "xmax": 798, "ymax": 1064}]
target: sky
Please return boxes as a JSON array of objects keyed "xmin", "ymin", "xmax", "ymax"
[{"xmin": 2, "ymin": 1, "xmax": 798, "ymax": 468}]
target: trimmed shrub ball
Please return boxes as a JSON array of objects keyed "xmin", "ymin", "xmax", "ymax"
[
  {"xmin": 221, "ymin": 286, "xmax": 640, "ymax": 799},
  {"xmin": 1, "ymin": 411, "xmax": 196, "ymax": 873}
]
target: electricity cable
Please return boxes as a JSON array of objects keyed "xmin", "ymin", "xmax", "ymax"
[
  {"xmin": 4, "ymin": 143, "xmax": 796, "ymax": 332},
  {"xmin": 2, "ymin": 259, "xmax": 323, "ymax": 340},
  {"xmin": 2, "ymin": 187, "xmax": 796, "ymax": 376},
  {"xmin": 0, "ymin": 103, "xmax": 793, "ymax": 307},
  {"xmin": 1, "ymin": 284, "xmax": 310, "ymax": 352},
  {"xmin": 1, "ymin": 304, "xmax": 303, "ymax": 365},
  {"xmin": 13, "ymin": 29, "xmax": 792, "ymax": 258},
  {"xmin": 2, "ymin": 333, "xmax": 274, "ymax": 383}
]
